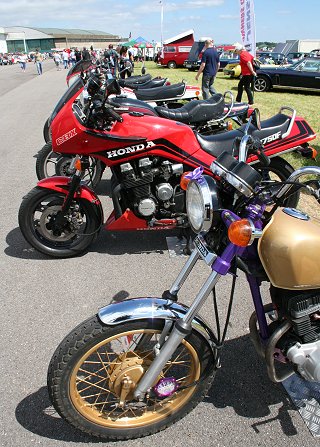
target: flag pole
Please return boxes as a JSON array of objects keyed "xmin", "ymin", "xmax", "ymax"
[{"xmin": 160, "ymin": 1, "xmax": 164, "ymax": 55}]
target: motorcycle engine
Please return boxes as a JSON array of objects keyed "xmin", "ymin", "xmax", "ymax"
[
  {"xmin": 271, "ymin": 286, "xmax": 320, "ymax": 381},
  {"xmin": 117, "ymin": 158, "xmax": 185, "ymax": 219}
]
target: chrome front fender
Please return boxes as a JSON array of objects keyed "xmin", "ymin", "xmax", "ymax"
[{"xmin": 98, "ymin": 297, "xmax": 218, "ymax": 354}]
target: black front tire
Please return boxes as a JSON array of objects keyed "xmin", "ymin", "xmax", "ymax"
[
  {"xmin": 18, "ymin": 187, "xmax": 100, "ymax": 258},
  {"xmin": 48, "ymin": 317, "xmax": 216, "ymax": 440},
  {"xmin": 43, "ymin": 117, "xmax": 51, "ymax": 143}
]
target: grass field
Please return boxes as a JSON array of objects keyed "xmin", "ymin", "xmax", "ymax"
[{"xmin": 135, "ymin": 61, "xmax": 320, "ymax": 172}]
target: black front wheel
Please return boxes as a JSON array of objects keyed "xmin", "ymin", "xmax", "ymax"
[
  {"xmin": 18, "ymin": 187, "xmax": 101, "ymax": 258},
  {"xmin": 48, "ymin": 317, "xmax": 216, "ymax": 440},
  {"xmin": 36, "ymin": 142, "xmax": 104, "ymax": 189}
]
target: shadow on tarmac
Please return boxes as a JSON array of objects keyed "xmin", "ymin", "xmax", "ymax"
[
  {"xmin": 15, "ymin": 334, "xmax": 298, "ymax": 442},
  {"xmin": 15, "ymin": 386, "xmax": 100, "ymax": 443},
  {"xmin": 205, "ymin": 334, "xmax": 298, "ymax": 436},
  {"xmin": 5, "ymin": 226, "xmax": 176, "ymax": 259}
]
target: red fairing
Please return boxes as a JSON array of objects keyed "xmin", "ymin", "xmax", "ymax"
[
  {"xmin": 51, "ymin": 108, "xmax": 204, "ymax": 166},
  {"xmin": 37, "ymin": 177, "xmax": 101, "ymax": 204}
]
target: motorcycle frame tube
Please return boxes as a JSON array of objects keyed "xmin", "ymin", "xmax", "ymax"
[{"xmin": 98, "ymin": 297, "xmax": 218, "ymax": 354}]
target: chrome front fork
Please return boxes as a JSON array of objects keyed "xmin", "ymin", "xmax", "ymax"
[{"xmin": 134, "ymin": 249, "xmax": 221, "ymax": 399}]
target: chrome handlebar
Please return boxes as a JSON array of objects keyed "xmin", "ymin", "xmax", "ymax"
[{"xmin": 275, "ymin": 166, "xmax": 320, "ymax": 199}]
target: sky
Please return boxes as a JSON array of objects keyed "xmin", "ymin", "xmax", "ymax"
[{"xmin": 0, "ymin": 0, "xmax": 319, "ymax": 45}]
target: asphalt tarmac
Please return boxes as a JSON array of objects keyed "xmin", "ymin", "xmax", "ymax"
[{"xmin": 0, "ymin": 60, "xmax": 318, "ymax": 447}]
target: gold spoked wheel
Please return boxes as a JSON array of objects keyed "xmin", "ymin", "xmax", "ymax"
[{"xmin": 69, "ymin": 328, "xmax": 200, "ymax": 428}]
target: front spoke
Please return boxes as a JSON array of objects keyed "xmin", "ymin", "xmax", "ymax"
[{"xmin": 70, "ymin": 328, "xmax": 199, "ymax": 426}]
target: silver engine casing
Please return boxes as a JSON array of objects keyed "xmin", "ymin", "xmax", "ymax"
[{"xmin": 287, "ymin": 340, "xmax": 320, "ymax": 382}]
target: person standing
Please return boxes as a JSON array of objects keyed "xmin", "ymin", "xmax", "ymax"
[
  {"xmin": 53, "ymin": 51, "xmax": 62, "ymax": 70},
  {"xmin": 195, "ymin": 39, "xmax": 220, "ymax": 99},
  {"xmin": 119, "ymin": 47, "xmax": 132, "ymax": 79},
  {"xmin": 19, "ymin": 53, "xmax": 28, "ymax": 72},
  {"xmin": 62, "ymin": 49, "xmax": 69, "ymax": 69},
  {"xmin": 234, "ymin": 42, "xmax": 256, "ymax": 105},
  {"xmin": 104, "ymin": 44, "xmax": 119, "ymax": 76},
  {"xmin": 34, "ymin": 49, "xmax": 43, "ymax": 75},
  {"xmin": 75, "ymin": 48, "xmax": 82, "ymax": 62},
  {"xmin": 82, "ymin": 47, "xmax": 91, "ymax": 61},
  {"xmin": 70, "ymin": 49, "xmax": 76, "ymax": 66}
]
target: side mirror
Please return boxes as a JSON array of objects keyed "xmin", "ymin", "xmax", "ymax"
[
  {"xmin": 141, "ymin": 66, "xmax": 146, "ymax": 75},
  {"xmin": 105, "ymin": 78, "xmax": 121, "ymax": 97}
]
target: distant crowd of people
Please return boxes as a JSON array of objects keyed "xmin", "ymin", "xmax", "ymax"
[
  {"xmin": 51, "ymin": 44, "xmax": 143, "ymax": 78},
  {"xmin": 0, "ymin": 44, "xmax": 142, "ymax": 78}
]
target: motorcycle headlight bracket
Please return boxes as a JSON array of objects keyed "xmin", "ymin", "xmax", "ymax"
[{"xmin": 186, "ymin": 175, "xmax": 220, "ymax": 234}]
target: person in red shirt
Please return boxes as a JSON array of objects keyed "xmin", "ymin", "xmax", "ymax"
[{"xmin": 234, "ymin": 43, "xmax": 256, "ymax": 105}]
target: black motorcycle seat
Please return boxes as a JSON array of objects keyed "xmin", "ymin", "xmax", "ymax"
[
  {"xmin": 196, "ymin": 113, "xmax": 291, "ymax": 158},
  {"xmin": 119, "ymin": 74, "xmax": 151, "ymax": 87},
  {"xmin": 134, "ymin": 78, "xmax": 167, "ymax": 90},
  {"xmin": 154, "ymin": 94, "xmax": 225, "ymax": 124},
  {"xmin": 135, "ymin": 83, "xmax": 186, "ymax": 101},
  {"xmin": 119, "ymin": 77, "xmax": 166, "ymax": 90}
]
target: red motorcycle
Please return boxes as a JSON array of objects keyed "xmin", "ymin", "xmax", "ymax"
[{"xmin": 19, "ymin": 78, "xmax": 317, "ymax": 258}]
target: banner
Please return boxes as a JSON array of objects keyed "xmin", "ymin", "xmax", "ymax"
[{"xmin": 239, "ymin": 0, "xmax": 256, "ymax": 56}]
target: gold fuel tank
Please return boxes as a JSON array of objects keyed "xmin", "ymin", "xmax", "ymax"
[{"xmin": 258, "ymin": 207, "xmax": 320, "ymax": 290}]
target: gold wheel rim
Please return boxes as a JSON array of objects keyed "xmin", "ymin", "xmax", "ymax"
[{"xmin": 69, "ymin": 329, "xmax": 200, "ymax": 428}]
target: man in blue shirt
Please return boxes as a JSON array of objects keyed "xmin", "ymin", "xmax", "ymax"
[{"xmin": 195, "ymin": 39, "xmax": 220, "ymax": 99}]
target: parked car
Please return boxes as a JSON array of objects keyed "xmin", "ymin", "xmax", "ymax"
[
  {"xmin": 286, "ymin": 52, "xmax": 309, "ymax": 64},
  {"xmin": 256, "ymin": 51, "xmax": 286, "ymax": 65},
  {"xmin": 183, "ymin": 41, "xmax": 205, "ymax": 71},
  {"xmin": 223, "ymin": 61, "xmax": 241, "ymax": 78},
  {"xmin": 254, "ymin": 57, "xmax": 320, "ymax": 92},
  {"xmin": 184, "ymin": 49, "xmax": 239, "ymax": 72}
]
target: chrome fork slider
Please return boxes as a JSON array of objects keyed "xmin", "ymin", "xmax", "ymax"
[{"xmin": 134, "ymin": 269, "xmax": 221, "ymax": 399}]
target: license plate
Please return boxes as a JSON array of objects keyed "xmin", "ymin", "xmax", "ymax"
[
  {"xmin": 194, "ymin": 235, "xmax": 217, "ymax": 265},
  {"xmin": 186, "ymin": 64, "xmax": 192, "ymax": 68}
]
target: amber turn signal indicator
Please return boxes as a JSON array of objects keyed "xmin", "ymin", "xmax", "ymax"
[
  {"xmin": 74, "ymin": 159, "xmax": 82, "ymax": 171},
  {"xmin": 180, "ymin": 172, "xmax": 192, "ymax": 190},
  {"xmin": 228, "ymin": 219, "xmax": 253, "ymax": 246}
]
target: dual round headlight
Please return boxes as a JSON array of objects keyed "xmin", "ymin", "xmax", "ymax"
[{"xmin": 186, "ymin": 175, "xmax": 220, "ymax": 234}]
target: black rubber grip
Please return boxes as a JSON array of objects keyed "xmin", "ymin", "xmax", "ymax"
[
  {"xmin": 256, "ymin": 147, "xmax": 270, "ymax": 166},
  {"xmin": 105, "ymin": 106, "xmax": 123, "ymax": 122}
]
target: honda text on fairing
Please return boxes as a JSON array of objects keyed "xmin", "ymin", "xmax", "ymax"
[{"xmin": 47, "ymin": 122, "xmax": 320, "ymax": 440}]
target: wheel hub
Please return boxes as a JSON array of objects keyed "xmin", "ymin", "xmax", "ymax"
[
  {"xmin": 38, "ymin": 205, "xmax": 74, "ymax": 241},
  {"xmin": 55, "ymin": 157, "xmax": 74, "ymax": 176},
  {"xmin": 108, "ymin": 352, "xmax": 152, "ymax": 400}
]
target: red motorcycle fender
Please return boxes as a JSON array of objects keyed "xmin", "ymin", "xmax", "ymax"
[{"xmin": 37, "ymin": 177, "xmax": 104, "ymax": 222}]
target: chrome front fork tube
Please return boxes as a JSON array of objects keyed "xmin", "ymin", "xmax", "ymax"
[
  {"xmin": 169, "ymin": 249, "xmax": 200, "ymax": 296},
  {"xmin": 134, "ymin": 266, "xmax": 221, "ymax": 399}
]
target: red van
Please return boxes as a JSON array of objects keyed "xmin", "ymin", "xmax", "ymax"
[{"xmin": 158, "ymin": 29, "xmax": 194, "ymax": 69}]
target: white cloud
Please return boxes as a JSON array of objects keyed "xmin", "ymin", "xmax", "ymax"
[{"xmin": 219, "ymin": 14, "xmax": 239, "ymax": 20}]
